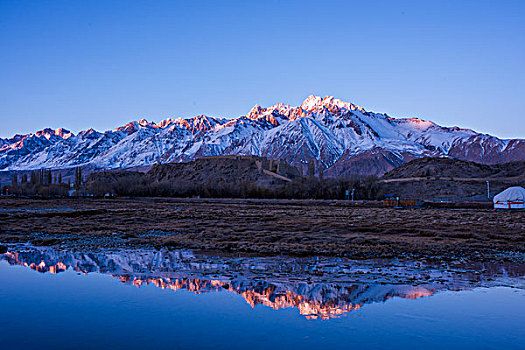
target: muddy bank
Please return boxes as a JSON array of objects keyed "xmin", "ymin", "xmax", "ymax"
[{"xmin": 0, "ymin": 197, "xmax": 524, "ymax": 262}]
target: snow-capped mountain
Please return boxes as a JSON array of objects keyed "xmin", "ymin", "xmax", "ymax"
[{"xmin": 1, "ymin": 95, "xmax": 524, "ymax": 175}]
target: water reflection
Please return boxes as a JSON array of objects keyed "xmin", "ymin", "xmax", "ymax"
[{"xmin": 1, "ymin": 246, "xmax": 524, "ymax": 320}]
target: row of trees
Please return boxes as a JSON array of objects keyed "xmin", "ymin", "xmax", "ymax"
[
  {"xmin": 12, "ymin": 169, "xmax": 63, "ymax": 186},
  {"xmin": 2, "ymin": 163, "xmax": 380, "ymax": 200},
  {"xmin": 85, "ymin": 171, "xmax": 381, "ymax": 200},
  {"xmin": 2, "ymin": 167, "xmax": 85, "ymax": 197}
]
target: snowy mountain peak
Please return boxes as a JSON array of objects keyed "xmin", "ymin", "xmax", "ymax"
[
  {"xmin": 78, "ymin": 128, "xmax": 101, "ymax": 138},
  {"xmin": 114, "ymin": 119, "xmax": 159, "ymax": 134},
  {"xmin": 54, "ymin": 128, "xmax": 74, "ymax": 139},
  {"xmin": 33, "ymin": 127, "xmax": 74, "ymax": 140},
  {"xmin": 156, "ymin": 118, "xmax": 177, "ymax": 128},
  {"xmin": 137, "ymin": 118, "xmax": 155, "ymax": 127},
  {"xmin": 301, "ymin": 95, "xmax": 365, "ymax": 113},
  {"xmin": 0, "ymin": 128, "xmax": 73, "ymax": 146},
  {"xmin": 248, "ymin": 104, "xmax": 263, "ymax": 115}
]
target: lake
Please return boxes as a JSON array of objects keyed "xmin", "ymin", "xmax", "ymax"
[{"xmin": 1, "ymin": 245, "xmax": 524, "ymax": 349}]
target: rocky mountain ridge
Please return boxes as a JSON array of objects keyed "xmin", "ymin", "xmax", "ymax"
[{"xmin": 1, "ymin": 95, "xmax": 523, "ymax": 176}]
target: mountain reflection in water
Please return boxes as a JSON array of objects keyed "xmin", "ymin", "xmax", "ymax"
[{"xmin": 1, "ymin": 246, "xmax": 524, "ymax": 320}]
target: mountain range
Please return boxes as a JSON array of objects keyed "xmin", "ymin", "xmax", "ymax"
[{"xmin": 1, "ymin": 95, "xmax": 524, "ymax": 176}]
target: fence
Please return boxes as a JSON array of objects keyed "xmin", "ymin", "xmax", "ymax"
[{"xmin": 383, "ymin": 199, "xmax": 417, "ymax": 207}]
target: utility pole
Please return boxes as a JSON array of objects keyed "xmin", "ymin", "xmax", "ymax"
[{"xmin": 486, "ymin": 180, "xmax": 490, "ymax": 199}]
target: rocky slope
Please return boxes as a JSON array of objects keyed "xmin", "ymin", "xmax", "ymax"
[
  {"xmin": 382, "ymin": 157, "xmax": 525, "ymax": 179},
  {"xmin": 86, "ymin": 156, "xmax": 302, "ymax": 197},
  {"xmin": 380, "ymin": 158, "xmax": 525, "ymax": 200},
  {"xmin": 1, "ymin": 95, "xmax": 524, "ymax": 176}
]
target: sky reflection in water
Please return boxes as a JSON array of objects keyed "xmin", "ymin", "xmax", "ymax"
[{"xmin": 0, "ymin": 246, "xmax": 524, "ymax": 350}]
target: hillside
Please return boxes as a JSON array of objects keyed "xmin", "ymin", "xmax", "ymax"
[
  {"xmin": 380, "ymin": 158, "xmax": 525, "ymax": 200},
  {"xmin": 382, "ymin": 157, "xmax": 525, "ymax": 179},
  {"xmin": 1, "ymin": 95, "xmax": 524, "ymax": 176},
  {"xmin": 149, "ymin": 156, "xmax": 300, "ymax": 184},
  {"xmin": 87, "ymin": 156, "xmax": 303, "ymax": 197}
]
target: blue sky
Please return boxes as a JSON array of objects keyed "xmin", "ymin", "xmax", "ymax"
[{"xmin": 1, "ymin": 0, "xmax": 524, "ymax": 139}]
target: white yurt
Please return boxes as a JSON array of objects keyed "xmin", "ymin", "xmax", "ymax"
[{"xmin": 493, "ymin": 186, "xmax": 525, "ymax": 210}]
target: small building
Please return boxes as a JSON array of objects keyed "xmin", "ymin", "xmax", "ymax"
[{"xmin": 493, "ymin": 186, "xmax": 525, "ymax": 210}]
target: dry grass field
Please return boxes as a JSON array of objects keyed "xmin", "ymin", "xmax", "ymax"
[{"xmin": 1, "ymin": 197, "xmax": 524, "ymax": 261}]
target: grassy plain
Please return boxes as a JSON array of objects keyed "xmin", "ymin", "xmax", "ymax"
[{"xmin": 1, "ymin": 197, "xmax": 523, "ymax": 261}]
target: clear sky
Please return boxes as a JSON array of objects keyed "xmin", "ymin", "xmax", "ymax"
[{"xmin": 1, "ymin": 0, "xmax": 524, "ymax": 139}]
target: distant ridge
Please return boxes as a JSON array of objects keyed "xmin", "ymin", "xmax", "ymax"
[
  {"xmin": 382, "ymin": 157, "xmax": 525, "ymax": 180},
  {"xmin": 1, "ymin": 95, "xmax": 524, "ymax": 176},
  {"xmin": 380, "ymin": 157, "xmax": 525, "ymax": 200}
]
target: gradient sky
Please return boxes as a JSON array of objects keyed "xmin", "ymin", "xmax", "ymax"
[{"xmin": 1, "ymin": 0, "xmax": 524, "ymax": 139}]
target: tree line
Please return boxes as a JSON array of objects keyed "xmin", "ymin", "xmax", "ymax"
[
  {"xmin": 2, "ymin": 164, "xmax": 381, "ymax": 200},
  {"xmin": 85, "ymin": 170, "xmax": 381, "ymax": 200},
  {"xmin": 1, "ymin": 167, "xmax": 84, "ymax": 197}
]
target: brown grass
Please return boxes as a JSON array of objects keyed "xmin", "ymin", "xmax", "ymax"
[{"xmin": 0, "ymin": 197, "xmax": 524, "ymax": 261}]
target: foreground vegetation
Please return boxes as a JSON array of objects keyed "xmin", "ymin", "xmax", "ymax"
[{"xmin": 0, "ymin": 197, "xmax": 523, "ymax": 262}]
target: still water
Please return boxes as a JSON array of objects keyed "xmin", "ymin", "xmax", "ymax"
[{"xmin": 1, "ymin": 245, "xmax": 524, "ymax": 350}]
